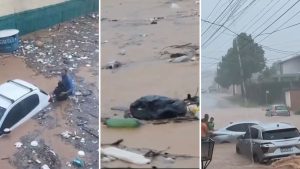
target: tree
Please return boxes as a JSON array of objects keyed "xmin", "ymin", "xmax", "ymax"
[
  {"xmin": 215, "ymin": 33, "xmax": 266, "ymax": 97},
  {"xmin": 258, "ymin": 61, "xmax": 280, "ymax": 81}
]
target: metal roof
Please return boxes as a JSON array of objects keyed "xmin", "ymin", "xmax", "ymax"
[{"xmin": 280, "ymin": 55, "xmax": 300, "ymax": 64}]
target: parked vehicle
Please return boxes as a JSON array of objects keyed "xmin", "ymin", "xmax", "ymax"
[
  {"xmin": 211, "ymin": 121, "xmax": 260, "ymax": 143},
  {"xmin": 0, "ymin": 79, "xmax": 50, "ymax": 136},
  {"xmin": 265, "ymin": 104, "xmax": 290, "ymax": 116},
  {"xmin": 236, "ymin": 122, "xmax": 300, "ymax": 163}
]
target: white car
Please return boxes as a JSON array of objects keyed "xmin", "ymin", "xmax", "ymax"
[
  {"xmin": 0, "ymin": 79, "xmax": 50, "ymax": 135},
  {"xmin": 265, "ymin": 104, "xmax": 290, "ymax": 116},
  {"xmin": 212, "ymin": 121, "xmax": 260, "ymax": 143},
  {"xmin": 236, "ymin": 122, "xmax": 300, "ymax": 163}
]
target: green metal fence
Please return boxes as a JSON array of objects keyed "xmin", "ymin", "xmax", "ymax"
[{"xmin": 0, "ymin": 0, "xmax": 99, "ymax": 35}]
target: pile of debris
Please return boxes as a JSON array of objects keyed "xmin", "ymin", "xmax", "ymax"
[
  {"xmin": 13, "ymin": 13, "xmax": 99, "ymax": 78},
  {"xmin": 160, "ymin": 43, "xmax": 199, "ymax": 63},
  {"xmin": 15, "ymin": 13, "xmax": 100, "ymax": 168},
  {"xmin": 101, "ymin": 139, "xmax": 198, "ymax": 167},
  {"xmin": 11, "ymin": 134, "xmax": 61, "ymax": 169}
]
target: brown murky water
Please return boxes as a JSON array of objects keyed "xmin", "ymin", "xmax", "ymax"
[
  {"xmin": 202, "ymin": 93, "xmax": 300, "ymax": 169},
  {"xmin": 101, "ymin": 0, "xmax": 199, "ymax": 168},
  {"xmin": 0, "ymin": 56, "xmax": 80, "ymax": 168}
]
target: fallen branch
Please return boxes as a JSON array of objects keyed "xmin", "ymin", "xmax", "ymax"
[
  {"xmin": 101, "ymin": 139, "xmax": 124, "ymax": 146},
  {"xmin": 111, "ymin": 106, "xmax": 129, "ymax": 112},
  {"xmin": 144, "ymin": 147, "xmax": 170, "ymax": 158}
]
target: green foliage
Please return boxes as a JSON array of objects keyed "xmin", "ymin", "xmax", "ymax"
[
  {"xmin": 258, "ymin": 62, "xmax": 280, "ymax": 81},
  {"xmin": 215, "ymin": 33, "xmax": 266, "ymax": 89}
]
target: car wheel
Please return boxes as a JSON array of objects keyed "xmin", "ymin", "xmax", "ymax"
[
  {"xmin": 236, "ymin": 146, "xmax": 240, "ymax": 154},
  {"xmin": 253, "ymin": 154, "xmax": 262, "ymax": 163}
]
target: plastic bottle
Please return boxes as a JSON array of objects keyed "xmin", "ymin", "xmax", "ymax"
[{"xmin": 105, "ymin": 118, "xmax": 140, "ymax": 128}]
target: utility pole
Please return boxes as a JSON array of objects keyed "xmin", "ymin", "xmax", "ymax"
[{"xmin": 235, "ymin": 37, "xmax": 247, "ymax": 104}]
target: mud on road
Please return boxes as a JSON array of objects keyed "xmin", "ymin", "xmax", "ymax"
[
  {"xmin": 203, "ymin": 93, "xmax": 300, "ymax": 169},
  {"xmin": 101, "ymin": 0, "xmax": 199, "ymax": 168},
  {"xmin": 0, "ymin": 13, "xmax": 99, "ymax": 169}
]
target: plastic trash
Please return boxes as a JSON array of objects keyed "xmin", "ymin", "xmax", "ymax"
[
  {"xmin": 72, "ymin": 158, "xmax": 85, "ymax": 168},
  {"xmin": 14, "ymin": 142, "xmax": 23, "ymax": 148},
  {"xmin": 30, "ymin": 141, "xmax": 38, "ymax": 147},
  {"xmin": 101, "ymin": 147, "xmax": 151, "ymax": 165},
  {"xmin": 78, "ymin": 151, "xmax": 85, "ymax": 157},
  {"xmin": 41, "ymin": 164, "xmax": 50, "ymax": 169},
  {"xmin": 105, "ymin": 118, "xmax": 140, "ymax": 128}
]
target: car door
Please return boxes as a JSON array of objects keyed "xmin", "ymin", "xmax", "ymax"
[
  {"xmin": 239, "ymin": 128, "xmax": 251, "ymax": 155},
  {"xmin": 243, "ymin": 128, "xmax": 259, "ymax": 157},
  {"xmin": 0, "ymin": 94, "xmax": 39, "ymax": 132}
]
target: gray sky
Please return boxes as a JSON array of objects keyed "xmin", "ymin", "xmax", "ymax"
[{"xmin": 201, "ymin": 0, "xmax": 300, "ymax": 73}]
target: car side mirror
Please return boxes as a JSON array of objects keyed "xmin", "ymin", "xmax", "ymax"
[{"xmin": 3, "ymin": 128, "xmax": 11, "ymax": 134}]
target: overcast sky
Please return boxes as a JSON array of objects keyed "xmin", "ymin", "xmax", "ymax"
[{"xmin": 201, "ymin": 0, "xmax": 300, "ymax": 73}]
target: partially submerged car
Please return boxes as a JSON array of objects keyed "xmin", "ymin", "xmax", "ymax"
[
  {"xmin": 0, "ymin": 79, "xmax": 50, "ymax": 136},
  {"xmin": 211, "ymin": 121, "xmax": 260, "ymax": 143},
  {"xmin": 236, "ymin": 122, "xmax": 300, "ymax": 163},
  {"xmin": 265, "ymin": 104, "xmax": 290, "ymax": 116}
]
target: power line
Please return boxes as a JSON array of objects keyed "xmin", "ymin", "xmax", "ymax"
[
  {"xmin": 201, "ymin": 19, "xmax": 300, "ymax": 63},
  {"xmin": 243, "ymin": 0, "xmax": 281, "ymax": 33},
  {"xmin": 202, "ymin": 0, "xmax": 243, "ymax": 42},
  {"xmin": 240, "ymin": 0, "xmax": 274, "ymax": 31},
  {"xmin": 203, "ymin": 0, "xmax": 257, "ymax": 48},
  {"xmin": 202, "ymin": 17, "xmax": 300, "ymax": 55},
  {"xmin": 259, "ymin": 22, "xmax": 300, "ymax": 36},
  {"xmin": 206, "ymin": 0, "xmax": 223, "ymax": 20},
  {"xmin": 201, "ymin": 1, "xmax": 242, "ymax": 48},
  {"xmin": 258, "ymin": 10, "xmax": 300, "ymax": 43},
  {"xmin": 254, "ymin": 0, "xmax": 300, "ymax": 39},
  {"xmin": 250, "ymin": 0, "xmax": 291, "ymax": 36},
  {"xmin": 201, "ymin": 0, "xmax": 235, "ymax": 36}
]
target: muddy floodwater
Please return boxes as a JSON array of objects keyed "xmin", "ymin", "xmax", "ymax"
[
  {"xmin": 202, "ymin": 93, "xmax": 300, "ymax": 169},
  {"xmin": 0, "ymin": 56, "xmax": 58, "ymax": 168},
  {"xmin": 0, "ymin": 47, "xmax": 98, "ymax": 169},
  {"xmin": 101, "ymin": 0, "xmax": 199, "ymax": 168}
]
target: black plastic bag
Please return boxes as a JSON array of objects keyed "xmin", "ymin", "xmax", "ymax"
[{"xmin": 130, "ymin": 95, "xmax": 187, "ymax": 120}]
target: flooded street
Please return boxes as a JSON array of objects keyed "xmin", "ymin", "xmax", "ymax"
[
  {"xmin": 101, "ymin": 0, "xmax": 199, "ymax": 168},
  {"xmin": 0, "ymin": 12, "xmax": 99, "ymax": 169},
  {"xmin": 0, "ymin": 56, "xmax": 56, "ymax": 168},
  {"xmin": 202, "ymin": 93, "xmax": 300, "ymax": 169}
]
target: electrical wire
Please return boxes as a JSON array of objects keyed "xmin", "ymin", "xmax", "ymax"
[
  {"xmin": 201, "ymin": 0, "xmax": 235, "ymax": 36},
  {"xmin": 204, "ymin": 0, "xmax": 257, "ymax": 48},
  {"xmin": 254, "ymin": 0, "xmax": 300, "ymax": 39}
]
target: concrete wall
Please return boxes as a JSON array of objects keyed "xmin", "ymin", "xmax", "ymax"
[
  {"xmin": 286, "ymin": 90, "xmax": 300, "ymax": 111},
  {"xmin": 0, "ymin": 0, "xmax": 98, "ymax": 35},
  {"xmin": 281, "ymin": 57, "xmax": 300, "ymax": 74},
  {"xmin": 0, "ymin": 0, "xmax": 66, "ymax": 17}
]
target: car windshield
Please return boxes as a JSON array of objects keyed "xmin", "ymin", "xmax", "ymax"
[
  {"xmin": 263, "ymin": 128, "xmax": 300, "ymax": 140},
  {"xmin": 275, "ymin": 105, "xmax": 288, "ymax": 111},
  {"xmin": 0, "ymin": 106, "xmax": 5, "ymax": 121}
]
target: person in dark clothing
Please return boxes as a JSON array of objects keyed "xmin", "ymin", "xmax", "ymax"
[
  {"xmin": 202, "ymin": 114, "xmax": 209, "ymax": 126},
  {"xmin": 51, "ymin": 68, "xmax": 75, "ymax": 102}
]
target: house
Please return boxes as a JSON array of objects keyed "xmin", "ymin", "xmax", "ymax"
[
  {"xmin": 279, "ymin": 55, "xmax": 300, "ymax": 75},
  {"xmin": 285, "ymin": 89, "xmax": 300, "ymax": 111},
  {"xmin": 275, "ymin": 55, "xmax": 300, "ymax": 111}
]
